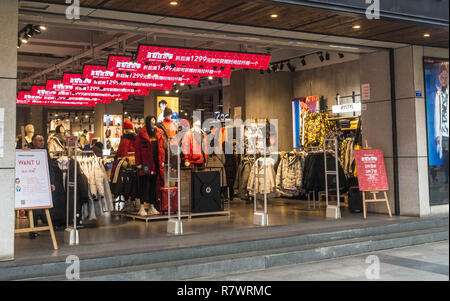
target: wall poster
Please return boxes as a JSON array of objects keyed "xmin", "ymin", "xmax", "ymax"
[
  {"xmin": 424, "ymin": 57, "xmax": 449, "ymax": 205},
  {"xmin": 103, "ymin": 114, "xmax": 122, "ymax": 156},
  {"xmin": 157, "ymin": 96, "xmax": 179, "ymax": 123},
  {"xmin": 292, "ymin": 95, "xmax": 319, "ymax": 149}
]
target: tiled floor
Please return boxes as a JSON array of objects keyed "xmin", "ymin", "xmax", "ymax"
[
  {"xmin": 11, "ymin": 198, "xmax": 411, "ymax": 264},
  {"xmin": 191, "ymin": 241, "xmax": 449, "ymax": 281}
]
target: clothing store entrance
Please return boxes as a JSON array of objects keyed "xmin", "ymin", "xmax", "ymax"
[{"xmin": 6, "ymin": 0, "xmax": 448, "ymax": 263}]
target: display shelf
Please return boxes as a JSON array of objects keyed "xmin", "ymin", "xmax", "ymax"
[{"xmin": 111, "ymin": 210, "xmax": 230, "ymax": 224}]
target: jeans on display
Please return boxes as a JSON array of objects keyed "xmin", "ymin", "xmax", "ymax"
[{"xmin": 140, "ymin": 174, "xmax": 158, "ymax": 205}]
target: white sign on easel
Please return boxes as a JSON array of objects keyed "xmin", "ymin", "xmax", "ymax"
[
  {"xmin": 15, "ymin": 150, "xmax": 53, "ymax": 209},
  {"xmin": 15, "ymin": 149, "xmax": 58, "ymax": 250}
]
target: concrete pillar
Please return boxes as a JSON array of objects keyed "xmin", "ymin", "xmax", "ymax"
[
  {"xmin": 143, "ymin": 91, "xmax": 157, "ymax": 118},
  {"xmin": 0, "ymin": 0, "xmax": 18, "ymax": 261},
  {"xmin": 394, "ymin": 45, "xmax": 449, "ymax": 217},
  {"xmin": 359, "ymin": 50, "xmax": 396, "ymax": 215}
]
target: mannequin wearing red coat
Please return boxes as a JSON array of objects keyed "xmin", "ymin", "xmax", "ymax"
[
  {"xmin": 135, "ymin": 116, "xmax": 166, "ymax": 216},
  {"xmin": 116, "ymin": 119, "xmax": 136, "ymax": 158}
]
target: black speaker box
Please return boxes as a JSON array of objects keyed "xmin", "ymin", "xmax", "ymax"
[{"xmin": 191, "ymin": 171, "xmax": 223, "ymax": 213}]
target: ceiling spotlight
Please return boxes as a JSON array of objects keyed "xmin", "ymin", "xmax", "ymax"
[
  {"xmin": 352, "ymin": 25, "xmax": 361, "ymax": 29},
  {"xmin": 175, "ymin": 89, "xmax": 179, "ymax": 93},
  {"xmin": 165, "ymin": 90, "xmax": 170, "ymax": 95},
  {"xmin": 287, "ymin": 62, "xmax": 296, "ymax": 72},
  {"xmin": 180, "ymin": 83, "xmax": 185, "ymax": 86},
  {"xmin": 169, "ymin": 1, "xmax": 178, "ymax": 5},
  {"xmin": 300, "ymin": 56, "xmax": 306, "ymax": 66},
  {"xmin": 423, "ymin": 33, "xmax": 431, "ymax": 38},
  {"xmin": 124, "ymin": 112, "xmax": 128, "ymax": 115},
  {"xmin": 39, "ymin": 25, "xmax": 47, "ymax": 31},
  {"xmin": 325, "ymin": 52, "xmax": 330, "ymax": 61},
  {"xmin": 318, "ymin": 52, "xmax": 324, "ymax": 62},
  {"xmin": 270, "ymin": 14, "xmax": 278, "ymax": 18},
  {"xmin": 85, "ymin": 115, "xmax": 89, "ymax": 119},
  {"xmin": 338, "ymin": 53, "xmax": 344, "ymax": 58},
  {"xmin": 208, "ymin": 76, "xmax": 213, "ymax": 80},
  {"xmin": 20, "ymin": 37, "xmax": 29, "ymax": 44}
]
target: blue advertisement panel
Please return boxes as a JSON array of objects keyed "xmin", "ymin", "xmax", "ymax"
[
  {"xmin": 424, "ymin": 57, "xmax": 449, "ymax": 205},
  {"xmin": 292, "ymin": 96, "xmax": 319, "ymax": 149}
]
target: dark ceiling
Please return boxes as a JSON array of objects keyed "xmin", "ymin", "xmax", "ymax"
[{"xmin": 42, "ymin": 0, "xmax": 449, "ymax": 48}]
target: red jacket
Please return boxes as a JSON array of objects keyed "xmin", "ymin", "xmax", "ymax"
[
  {"xmin": 182, "ymin": 129, "xmax": 208, "ymax": 165},
  {"xmin": 135, "ymin": 126, "xmax": 165, "ymax": 179},
  {"xmin": 116, "ymin": 133, "xmax": 136, "ymax": 158}
]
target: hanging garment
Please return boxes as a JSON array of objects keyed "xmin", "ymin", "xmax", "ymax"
[
  {"xmin": 299, "ymin": 113, "xmax": 337, "ymax": 149},
  {"xmin": 302, "ymin": 152, "xmax": 348, "ymax": 194},
  {"xmin": 276, "ymin": 153, "xmax": 303, "ymax": 197},
  {"xmin": 48, "ymin": 134, "xmax": 66, "ymax": 156},
  {"xmin": 233, "ymin": 157, "xmax": 253, "ymax": 200},
  {"xmin": 247, "ymin": 157, "xmax": 277, "ymax": 195},
  {"xmin": 182, "ymin": 128, "xmax": 208, "ymax": 165}
]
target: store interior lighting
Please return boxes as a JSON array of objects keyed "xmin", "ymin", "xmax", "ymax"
[
  {"xmin": 318, "ymin": 52, "xmax": 325, "ymax": 62},
  {"xmin": 17, "ymin": 24, "xmax": 46, "ymax": 49}
]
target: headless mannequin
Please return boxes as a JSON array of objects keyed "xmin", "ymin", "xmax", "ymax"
[
  {"xmin": 24, "ymin": 124, "xmax": 34, "ymax": 145},
  {"xmin": 137, "ymin": 116, "xmax": 161, "ymax": 216}
]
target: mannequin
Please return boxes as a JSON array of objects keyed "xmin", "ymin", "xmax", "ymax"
[
  {"xmin": 182, "ymin": 117, "xmax": 208, "ymax": 168},
  {"xmin": 157, "ymin": 108, "xmax": 177, "ymax": 142},
  {"xmin": 135, "ymin": 115, "xmax": 165, "ymax": 216},
  {"xmin": 24, "ymin": 124, "xmax": 35, "ymax": 148},
  {"xmin": 48, "ymin": 125, "xmax": 67, "ymax": 156}
]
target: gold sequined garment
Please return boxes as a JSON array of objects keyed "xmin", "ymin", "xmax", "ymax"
[{"xmin": 299, "ymin": 112, "xmax": 336, "ymax": 148}]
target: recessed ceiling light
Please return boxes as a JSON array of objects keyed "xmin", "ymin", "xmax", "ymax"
[
  {"xmin": 208, "ymin": 76, "xmax": 213, "ymax": 80},
  {"xmin": 424, "ymin": 33, "xmax": 431, "ymax": 38},
  {"xmin": 270, "ymin": 14, "xmax": 278, "ymax": 18},
  {"xmin": 169, "ymin": 1, "xmax": 178, "ymax": 6},
  {"xmin": 352, "ymin": 25, "xmax": 361, "ymax": 29}
]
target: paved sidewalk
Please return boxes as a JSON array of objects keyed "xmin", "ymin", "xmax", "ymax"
[{"xmin": 191, "ymin": 241, "xmax": 449, "ymax": 281}]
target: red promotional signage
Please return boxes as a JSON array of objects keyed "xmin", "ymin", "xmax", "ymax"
[
  {"xmin": 136, "ymin": 45, "xmax": 271, "ymax": 70},
  {"xmin": 18, "ymin": 46, "xmax": 272, "ymax": 106},
  {"xmin": 354, "ymin": 149, "xmax": 389, "ymax": 191}
]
